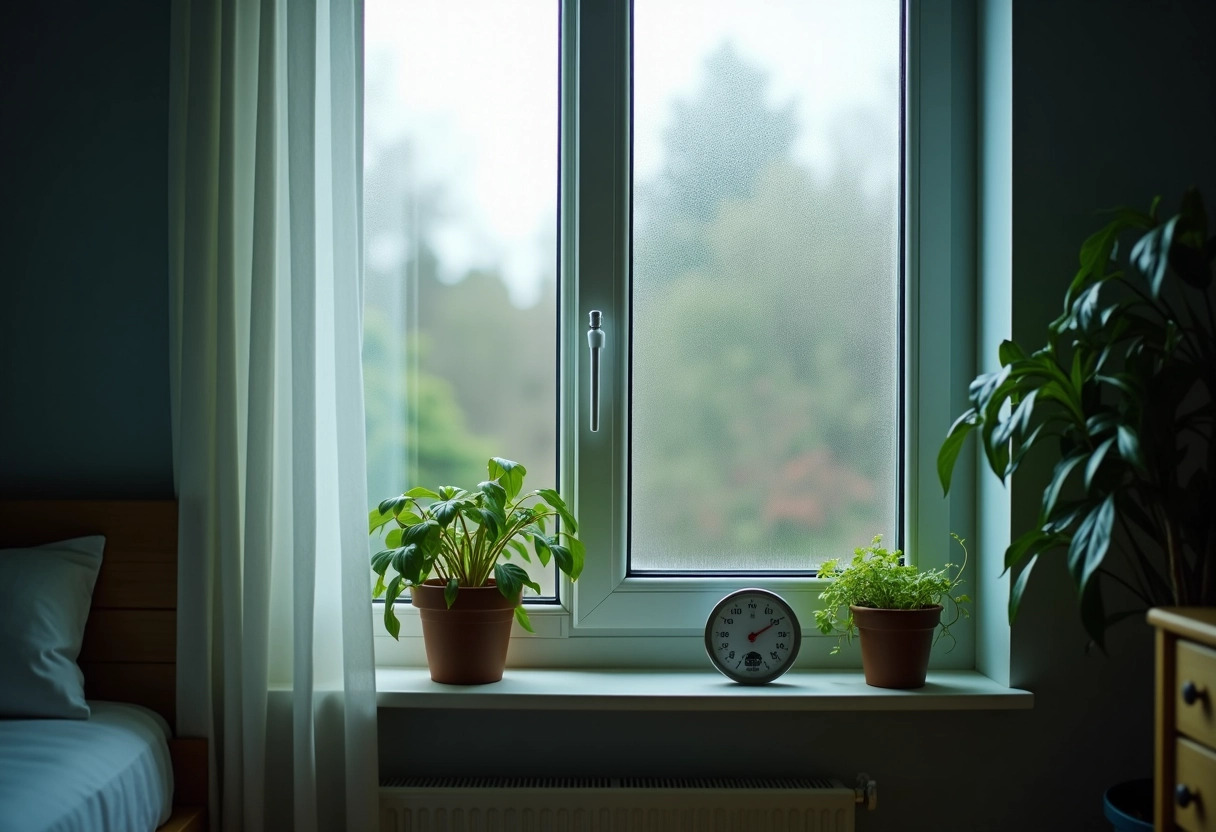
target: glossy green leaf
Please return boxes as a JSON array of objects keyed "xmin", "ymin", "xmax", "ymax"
[
  {"xmin": 383, "ymin": 576, "xmax": 405, "ymax": 641},
  {"xmin": 370, "ymin": 548, "xmax": 394, "ymax": 577},
  {"xmin": 998, "ymin": 339, "xmax": 1026, "ymax": 366},
  {"xmin": 478, "ymin": 480, "xmax": 508, "ymax": 512},
  {"xmin": 1116, "ymin": 425, "xmax": 1144, "ymax": 470},
  {"xmin": 506, "ymin": 538, "xmax": 531, "ymax": 563},
  {"xmin": 1041, "ymin": 451, "xmax": 1087, "ymax": 521},
  {"xmin": 1007, "ymin": 422, "xmax": 1048, "ymax": 478},
  {"xmin": 1069, "ymin": 349, "xmax": 1085, "ymax": 394},
  {"xmin": 1084, "ymin": 437, "xmax": 1115, "ymax": 491},
  {"xmin": 475, "ymin": 507, "xmax": 501, "ymax": 540},
  {"xmin": 369, "ymin": 508, "xmax": 395, "ymax": 535},
  {"xmin": 432, "ymin": 497, "xmax": 470, "ymax": 528},
  {"xmin": 532, "ymin": 532, "xmax": 552, "ymax": 566},
  {"xmin": 559, "ymin": 534, "xmax": 585, "ymax": 581},
  {"xmin": 488, "ymin": 458, "xmax": 526, "ymax": 501},
  {"xmin": 1067, "ymin": 495, "xmax": 1115, "ymax": 599},
  {"xmin": 1131, "ymin": 216, "xmax": 1178, "ymax": 298},
  {"xmin": 444, "ymin": 577, "xmax": 460, "ymax": 609},
  {"xmin": 372, "ymin": 573, "xmax": 386, "ymax": 599},
  {"xmin": 390, "ymin": 546, "xmax": 410, "ymax": 575},
  {"xmin": 938, "ymin": 409, "xmax": 978, "ymax": 494},
  {"xmin": 1005, "ymin": 528, "xmax": 1048, "ymax": 571},
  {"xmin": 405, "ymin": 486, "xmax": 440, "ymax": 499},
  {"xmin": 1044, "ymin": 501, "xmax": 1085, "ymax": 534},
  {"xmin": 494, "ymin": 562, "xmax": 531, "ymax": 602},
  {"xmin": 514, "ymin": 605, "xmax": 535, "ymax": 633},
  {"xmin": 1008, "ymin": 554, "xmax": 1038, "ymax": 623},
  {"xmin": 404, "ymin": 520, "xmax": 440, "ymax": 554},
  {"xmin": 404, "ymin": 546, "xmax": 428, "ymax": 583},
  {"xmin": 1094, "ymin": 373, "xmax": 1138, "ymax": 399},
  {"xmin": 385, "ymin": 527, "xmax": 403, "ymax": 548},
  {"xmin": 538, "ymin": 488, "xmax": 577, "ymax": 533},
  {"xmin": 550, "ymin": 544, "xmax": 573, "ymax": 577},
  {"xmin": 969, "ymin": 366, "xmax": 1011, "ymax": 409}
]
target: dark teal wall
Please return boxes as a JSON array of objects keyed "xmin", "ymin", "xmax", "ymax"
[
  {"xmin": 0, "ymin": 2, "xmax": 173, "ymax": 497},
  {"xmin": 1, "ymin": 1, "xmax": 1213, "ymax": 829}
]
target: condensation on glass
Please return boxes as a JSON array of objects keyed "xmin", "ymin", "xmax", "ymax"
[
  {"xmin": 362, "ymin": 1, "xmax": 560, "ymax": 595},
  {"xmin": 630, "ymin": 1, "xmax": 901, "ymax": 572}
]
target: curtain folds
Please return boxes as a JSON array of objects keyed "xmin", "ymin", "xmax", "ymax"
[{"xmin": 169, "ymin": 1, "xmax": 378, "ymax": 829}]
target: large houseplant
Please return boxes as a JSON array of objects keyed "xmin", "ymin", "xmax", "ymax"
[
  {"xmin": 370, "ymin": 457, "xmax": 583, "ymax": 683},
  {"xmin": 815, "ymin": 535, "xmax": 970, "ymax": 688},
  {"xmin": 938, "ymin": 189, "xmax": 1215, "ymax": 648}
]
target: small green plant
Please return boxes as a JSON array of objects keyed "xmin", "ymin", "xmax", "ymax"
[
  {"xmin": 815, "ymin": 534, "xmax": 971, "ymax": 654},
  {"xmin": 369, "ymin": 457, "xmax": 583, "ymax": 639}
]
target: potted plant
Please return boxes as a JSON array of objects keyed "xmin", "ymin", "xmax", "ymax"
[
  {"xmin": 937, "ymin": 189, "xmax": 1215, "ymax": 647},
  {"xmin": 937, "ymin": 189, "xmax": 1215, "ymax": 828},
  {"xmin": 815, "ymin": 535, "xmax": 970, "ymax": 689},
  {"xmin": 369, "ymin": 457, "xmax": 583, "ymax": 684}
]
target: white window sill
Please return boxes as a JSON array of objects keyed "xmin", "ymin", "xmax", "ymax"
[{"xmin": 376, "ymin": 667, "xmax": 1033, "ymax": 711}]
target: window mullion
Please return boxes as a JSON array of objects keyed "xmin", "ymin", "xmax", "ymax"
[{"xmin": 569, "ymin": 0, "xmax": 631, "ymax": 628}]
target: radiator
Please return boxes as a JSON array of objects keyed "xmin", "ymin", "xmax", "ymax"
[{"xmin": 379, "ymin": 775, "xmax": 877, "ymax": 832}]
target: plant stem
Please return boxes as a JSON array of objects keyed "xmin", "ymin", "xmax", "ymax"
[
  {"xmin": 1161, "ymin": 509, "xmax": 1187, "ymax": 606},
  {"xmin": 1116, "ymin": 510, "xmax": 1168, "ymax": 605},
  {"xmin": 1096, "ymin": 566, "xmax": 1151, "ymax": 607}
]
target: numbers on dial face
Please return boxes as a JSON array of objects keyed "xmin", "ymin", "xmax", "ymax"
[{"xmin": 705, "ymin": 589, "xmax": 801, "ymax": 685}]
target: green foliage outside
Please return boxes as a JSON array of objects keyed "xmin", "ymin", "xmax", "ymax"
[{"xmin": 363, "ymin": 44, "xmax": 899, "ymax": 576}]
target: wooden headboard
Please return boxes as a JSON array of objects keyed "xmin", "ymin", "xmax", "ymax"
[
  {"xmin": 0, "ymin": 499, "xmax": 208, "ymax": 831},
  {"xmin": 0, "ymin": 499, "xmax": 178, "ymax": 726}
]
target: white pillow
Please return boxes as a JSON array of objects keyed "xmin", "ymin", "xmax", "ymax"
[{"xmin": 0, "ymin": 536, "xmax": 105, "ymax": 718}]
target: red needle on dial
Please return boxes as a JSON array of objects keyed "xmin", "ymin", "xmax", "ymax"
[{"xmin": 747, "ymin": 622, "xmax": 775, "ymax": 642}]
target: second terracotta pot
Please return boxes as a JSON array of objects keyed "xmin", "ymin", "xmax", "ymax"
[
  {"xmin": 410, "ymin": 579, "xmax": 520, "ymax": 685},
  {"xmin": 851, "ymin": 604, "xmax": 942, "ymax": 689}
]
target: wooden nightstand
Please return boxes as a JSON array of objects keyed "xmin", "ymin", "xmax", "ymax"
[{"xmin": 1149, "ymin": 608, "xmax": 1216, "ymax": 831}]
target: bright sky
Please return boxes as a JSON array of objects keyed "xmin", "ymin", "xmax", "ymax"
[{"xmin": 364, "ymin": 1, "xmax": 899, "ymax": 306}]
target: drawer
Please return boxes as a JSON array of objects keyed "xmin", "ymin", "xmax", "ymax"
[
  {"xmin": 1177, "ymin": 641, "xmax": 1216, "ymax": 748},
  {"xmin": 1175, "ymin": 738, "xmax": 1216, "ymax": 832}
]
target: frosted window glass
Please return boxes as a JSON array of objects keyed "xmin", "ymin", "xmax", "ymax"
[
  {"xmin": 363, "ymin": 1, "xmax": 559, "ymax": 594},
  {"xmin": 631, "ymin": 1, "xmax": 901, "ymax": 572}
]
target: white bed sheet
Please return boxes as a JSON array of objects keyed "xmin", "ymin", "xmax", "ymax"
[{"xmin": 0, "ymin": 700, "xmax": 174, "ymax": 832}]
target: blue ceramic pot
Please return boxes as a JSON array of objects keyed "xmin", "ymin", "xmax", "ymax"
[{"xmin": 1103, "ymin": 779, "xmax": 1152, "ymax": 832}]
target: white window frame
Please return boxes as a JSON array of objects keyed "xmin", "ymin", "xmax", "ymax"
[{"xmin": 374, "ymin": 0, "xmax": 979, "ymax": 670}]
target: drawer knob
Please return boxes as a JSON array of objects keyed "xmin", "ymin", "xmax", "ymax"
[
  {"xmin": 1181, "ymin": 680, "xmax": 1203, "ymax": 706},
  {"xmin": 1176, "ymin": 784, "xmax": 1196, "ymax": 809}
]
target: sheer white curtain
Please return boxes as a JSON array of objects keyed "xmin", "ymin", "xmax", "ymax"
[{"xmin": 168, "ymin": 0, "xmax": 378, "ymax": 829}]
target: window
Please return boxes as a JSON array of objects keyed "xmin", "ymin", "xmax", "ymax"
[{"xmin": 365, "ymin": 0, "xmax": 975, "ymax": 668}]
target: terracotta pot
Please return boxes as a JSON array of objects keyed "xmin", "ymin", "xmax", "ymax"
[
  {"xmin": 850, "ymin": 604, "xmax": 942, "ymax": 689},
  {"xmin": 410, "ymin": 579, "xmax": 520, "ymax": 685}
]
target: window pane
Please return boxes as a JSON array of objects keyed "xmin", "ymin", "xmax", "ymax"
[
  {"xmin": 630, "ymin": 0, "xmax": 901, "ymax": 572},
  {"xmin": 363, "ymin": 1, "xmax": 560, "ymax": 594}
]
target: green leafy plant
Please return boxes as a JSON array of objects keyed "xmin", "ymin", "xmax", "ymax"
[
  {"xmin": 815, "ymin": 534, "xmax": 970, "ymax": 654},
  {"xmin": 369, "ymin": 457, "xmax": 583, "ymax": 638},
  {"xmin": 938, "ymin": 189, "xmax": 1215, "ymax": 649}
]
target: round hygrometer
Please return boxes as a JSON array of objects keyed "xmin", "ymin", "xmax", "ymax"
[{"xmin": 704, "ymin": 588, "xmax": 802, "ymax": 685}]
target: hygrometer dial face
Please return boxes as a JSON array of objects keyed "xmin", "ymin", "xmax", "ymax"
[{"xmin": 704, "ymin": 588, "xmax": 802, "ymax": 685}]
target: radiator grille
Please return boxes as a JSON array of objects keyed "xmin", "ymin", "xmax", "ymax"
[
  {"xmin": 382, "ymin": 776, "xmax": 838, "ymax": 790},
  {"xmin": 380, "ymin": 775, "xmax": 856, "ymax": 832}
]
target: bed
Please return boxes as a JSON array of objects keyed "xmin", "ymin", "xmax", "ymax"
[{"xmin": 0, "ymin": 500, "xmax": 206, "ymax": 832}]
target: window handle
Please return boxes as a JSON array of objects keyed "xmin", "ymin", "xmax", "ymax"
[{"xmin": 587, "ymin": 310, "xmax": 604, "ymax": 432}]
